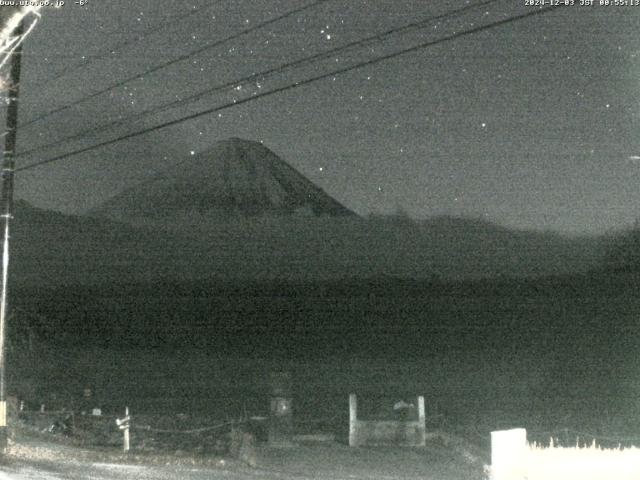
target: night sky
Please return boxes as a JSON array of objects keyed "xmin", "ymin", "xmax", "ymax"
[{"xmin": 8, "ymin": 0, "xmax": 640, "ymax": 234}]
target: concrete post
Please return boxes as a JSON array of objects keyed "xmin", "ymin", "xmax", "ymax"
[
  {"xmin": 417, "ymin": 396, "xmax": 426, "ymax": 446},
  {"xmin": 349, "ymin": 393, "xmax": 358, "ymax": 447},
  {"xmin": 123, "ymin": 407, "xmax": 130, "ymax": 453},
  {"xmin": 417, "ymin": 396, "xmax": 425, "ymax": 421}
]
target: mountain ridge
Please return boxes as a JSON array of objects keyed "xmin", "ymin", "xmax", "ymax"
[
  {"xmin": 7, "ymin": 199, "xmax": 605, "ymax": 287},
  {"xmin": 90, "ymin": 138, "xmax": 356, "ymax": 222}
]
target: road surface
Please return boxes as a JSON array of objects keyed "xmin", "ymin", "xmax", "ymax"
[{"xmin": 0, "ymin": 437, "xmax": 484, "ymax": 479}]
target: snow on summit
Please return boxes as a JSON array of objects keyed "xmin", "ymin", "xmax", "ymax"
[{"xmin": 91, "ymin": 137, "xmax": 355, "ymax": 222}]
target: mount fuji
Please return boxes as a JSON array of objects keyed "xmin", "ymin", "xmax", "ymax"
[{"xmin": 90, "ymin": 137, "xmax": 356, "ymax": 223}]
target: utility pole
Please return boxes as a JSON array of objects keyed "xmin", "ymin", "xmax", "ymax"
[{"xmin": 0, "ymin": 19, "xmax": 24, "ymax": 453}]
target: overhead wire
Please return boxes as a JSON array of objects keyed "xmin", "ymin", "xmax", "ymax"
[
  {"xmin": 17, "ymin": 0, "xmax": 330, "ymax": 130},
  {"xmin": 16, "ymin": 4, "xmax": 562, "ymax": 173},
  {"xmin": 17, "ymin": 0, "xmax": 502, "ymax": 159}
]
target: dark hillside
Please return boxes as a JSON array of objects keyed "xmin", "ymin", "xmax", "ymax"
[{"xmin": 9, "ymin": 201, "xmax": 604, "ymax": 286}]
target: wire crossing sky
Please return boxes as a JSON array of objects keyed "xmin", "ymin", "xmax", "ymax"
[
  {"xmin": 11, "ymin": 0, "xmax": 640, "ymax": 234},
  {"xmin": 17, "ymin": 0, "xmax": 503, "ymax": 159},
  {"xmin": 16, "ymin": 3, "xmax": 559, "ymax": 173},
  {"xmin": 18, "ymin": 0, "xmax": 328, "ymax": 129}
]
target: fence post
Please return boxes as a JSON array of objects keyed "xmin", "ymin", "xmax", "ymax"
[
  {"xmin": 417, "ymin": 396, "xmax": 426, "ymax": 446},
  {"xmin": 116, "ymin": 407, "xmax": 131, "ymax": 453},
  {"xmin": 490, "ymin": 428, "xmax": 527, "ymax": 480},
  {"xmin": 349, "ymin": 393, "xmax": 358, "ymax": 447},
  {"xmin": 123, "ymin": 407, "xmax": 130, "ymax": 453}
]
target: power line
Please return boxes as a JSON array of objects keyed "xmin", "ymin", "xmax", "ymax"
[
  {"xmin": 31, "ymin": 2, "xmax": 222, "ymax": 90},
  {"xmin": 18, "ymin": 0, "xmax": 329, "ymax": 130},
  {"xmin": 17, "ymin": 0, "xmax": 501, "ymax": 159},
  {"xmin": 16, "ymin": 5, "xmax": 561, "ymax": 174}
]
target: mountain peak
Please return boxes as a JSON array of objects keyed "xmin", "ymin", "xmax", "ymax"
[{"xmin": 91, "ymin": 138, "xmax": 356, "ymax": 222}]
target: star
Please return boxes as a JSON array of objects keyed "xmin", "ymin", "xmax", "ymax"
[{"xmin": 16, "ymin": 0, "xmax": 639, "ymax": 236}]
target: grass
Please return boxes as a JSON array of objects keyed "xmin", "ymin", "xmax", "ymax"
[{"xmin": 519, "ymin": 442, "xmax": 640, "ymax": 480}]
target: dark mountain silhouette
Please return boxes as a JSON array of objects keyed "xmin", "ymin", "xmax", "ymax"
[
  {"xmin": 10, "ymin": 200, "xmax": 170, "ymax": 288},
  {"xmin": 90, "ymin": 138, "xmax": 355, "ymax": 222},
  {"xmin": 72, "ymin": 137, "xmax": 605, "ymax": 282},
  {"xmin": 0, "ymin": 138, "xmax": 606, "ymax": 288},
  {"xmin": 8, "ymin": 198, "xmax": 604, "ymax": 288}
]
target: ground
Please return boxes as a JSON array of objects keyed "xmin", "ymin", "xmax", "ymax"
[{"xmin": 0, "ymin": 428, "xmax": 485, "ymax": 480}]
